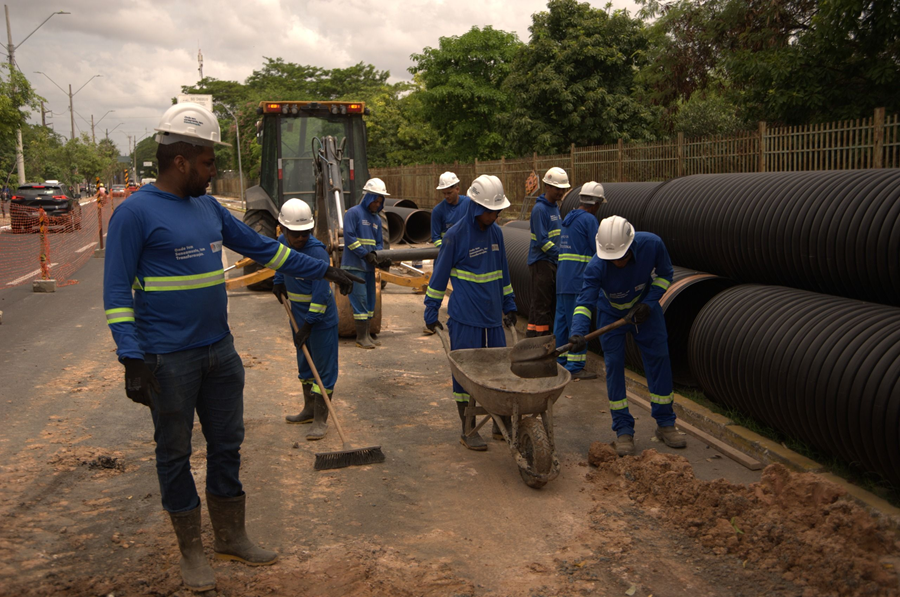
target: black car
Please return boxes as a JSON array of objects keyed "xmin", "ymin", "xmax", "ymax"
[{"xmin": 10, "ymin": 182, "xmax": 83, "ymax": 233}]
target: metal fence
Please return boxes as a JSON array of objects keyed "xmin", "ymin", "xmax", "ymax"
[{"xmin": 372, "ymin": 108, "xmax": 900, "ymax": 210}]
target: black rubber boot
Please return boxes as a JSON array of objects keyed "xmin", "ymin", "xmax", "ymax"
[
  {"xmin": 168, "ymin": 505, "xmax": 216, "ymax": 592},
  {"xmin": 285, "ymin": 384, "xmax": 314, "ymax": 424},
  {"xmin": 206, "ymin": 492, "xmax": 278, "ymax": 566},
  {"xmin": 355, "ymin": 320, "xmax": 375, "ymax": 349},
  {"xmin": 367, "ymin": 321, "xmax": 382, "ymax": 346},
  {"xmin": 457, "ymin": 401, "xmax": 487, "ymax": 451},
  {"xmin": 306, "ymin": 393, "xmax": 329, "ymax": 441}
]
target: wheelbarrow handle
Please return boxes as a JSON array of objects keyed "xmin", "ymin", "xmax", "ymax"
[
  {"xmin": 554, "ymin": 317, "xmax": 631, "ymax": 356},
  {"xmin": 435, "ymin": 324, "xmax": 452, "ymax": 356}
]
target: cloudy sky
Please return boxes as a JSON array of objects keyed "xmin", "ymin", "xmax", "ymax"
[{"xmin": 10, "ymin": 0, "xmax": 640, "ymax": 154}]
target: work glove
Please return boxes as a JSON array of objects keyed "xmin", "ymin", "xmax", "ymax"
[
  {"xmin": 272, "ymin": 282, "xmax": 287, "ymax": 304},
  {"xmin": 363, "ymin": 252, "xmax": 378, "ymax": 266},
  {"xmin": 324, "ymin": 266, "xmax": 364, "ymax": 296},
  {"xmin": 503, "ymin": 311, "xmax": 518, "ymax": 327},
  {"xmin": 568, "ymin": 334, "xmax": 587, "ymax": 354},
  {"xmin": 377, "ymin": 256, "xmax": 393, "ymax": 270},
  {"xmin": 293, "ymin": 321, "xmax": 313, "ymax": 349},
  {"xmin": 425, "ymin": 320, "xmax": 443, "ymax": 333},
  {"xmin": 123, "ymin": 358, "xmax": 160, "ymax": 410},
  {"xmin": 628, "ymin": 303, "xmax": 652, "ymax": 325}
]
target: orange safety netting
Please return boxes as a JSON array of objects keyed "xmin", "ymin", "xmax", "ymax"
[{"xmin": 0, "ymin": 194, "xmax": 125, "ymax": 289}]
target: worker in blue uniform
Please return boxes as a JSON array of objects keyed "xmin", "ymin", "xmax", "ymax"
[
  {"xmin": 555, "ymin": 182, "xmax": 605, "ymax": 380},
  {"xmin": 527, "ymin": 167, "xmax": 569, "ymax": 337},
  {"xmin": 568, "ymin": 216, "xmax": 687, "ymax": 457},
  {"xmin": 431, "ymin": 171, "xmax": 471, "ymax": 248},
  {"xmin": 272, "ymin": 199, "xmax": 338, "ymax": 441},
  {"xmin": 424, "ymin": 174, "xmax": 518, "ymax": 450},
  {"xmin": 342, "ymin": 178, "xmax": 391, "ymax": 349},
  {"xmin": 103, "ymin": 102, "xmax": 360, "ymax": 593}
]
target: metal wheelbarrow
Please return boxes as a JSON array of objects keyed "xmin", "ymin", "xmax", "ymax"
[{"xmin": 436, "ymin": 325, "xmax": 571, "ymax": 488}]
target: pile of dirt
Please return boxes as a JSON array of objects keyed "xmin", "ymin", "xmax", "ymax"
[{"xmin": 587, "ymin": 444, "xmax": 900, "ymax": 597}]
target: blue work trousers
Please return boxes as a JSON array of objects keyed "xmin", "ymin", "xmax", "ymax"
[
  {"xmin": 295, "ymin": 323, "xmax": 339, "ymax": 394},
  {"xmin": 554, "ymin": 293, "xmax": 587, "ymax": 373},
  {"xmin": 599, "ymin": 304, "xmax": 676, "ymax": 437},
  {"xmin": 448, "ymin": 318, "xmax": 506, "ymax": 402},
  {"xmin": 344, "ymin": 268, "xmax": 376, "ymax": 321},
  {"xmin": 145, "ymin": 334, "xmax": 245, "ymax": 513}
]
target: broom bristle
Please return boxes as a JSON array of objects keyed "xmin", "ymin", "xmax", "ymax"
[{"xmin": 314, "ymin": 446, "xmax": 385, "ymax": 471}]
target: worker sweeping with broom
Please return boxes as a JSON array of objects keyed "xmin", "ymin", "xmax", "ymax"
[{"xmin": 272, "ymin": 199, "xmax": 338, "ymax": 441}]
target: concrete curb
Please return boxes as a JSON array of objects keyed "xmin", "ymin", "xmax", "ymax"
[{"xmin": 584, "ymin": 351, "xmax": 900, "ymax": 528}]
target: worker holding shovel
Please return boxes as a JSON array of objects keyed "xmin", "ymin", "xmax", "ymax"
[
  {"xmin": 272, "ymin": 199, "xmax": 339, "ymax": 441},
  {"xmin": 567, "ymin": 216, "xmax": 686, "ymax": 457}
]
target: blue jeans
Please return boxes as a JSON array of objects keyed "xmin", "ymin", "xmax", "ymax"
[{"xmin": 145, "ymin": 334, "xmax": 245, "ymax": 513}]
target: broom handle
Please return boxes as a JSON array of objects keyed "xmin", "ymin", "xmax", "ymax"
[
  {"xmin": 281, "ymin": 298, "xmax": 350, "ymax": 447},
  {"xmin": 554, "ymin": 317, "xmax": 630, "ymax": 355}
]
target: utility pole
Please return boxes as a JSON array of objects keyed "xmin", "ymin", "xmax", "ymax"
[
  {"xmin": 34, "ymin": 72, "xmax": 101, "ymax": 142},
  {"xmin": 41, "ymin": 100, "xmax": 46, "ymax": 126},
  {"xmin": 68, "ymin": 83, "xmax": 74, "ymax": 140},
  {"xmin": 198, "ymin": 45, "xmax": 203, "ymax": 80},
  {"xmin": 5, "ymin": 6, "xmax": 70, "ymax": 183},
  {"xmin": 91, "ymin": 113, "xmax": 95, "ymax": 144}
]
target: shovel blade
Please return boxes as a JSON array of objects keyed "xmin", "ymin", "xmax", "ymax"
[
  {"xmin": 510, "ymin": 358, "xmax": 559, "ymax": 379},
  {"xmin": 508, "ymin": 335, "xmax": 556, "ymax": 363}
]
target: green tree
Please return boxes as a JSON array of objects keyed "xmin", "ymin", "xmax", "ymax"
[
  {"xmin": 672, "ymin": 90, "xmax": 746, "ymax": 137},
  {"xmin": 1, "ymin": 65, "xmax": 44, "ymax": 186},
  {"xmin": 410, "ymin": 26, "xmax": 522, "ymax": 161},
  {"xmin": 638, "ymin": 0, "xmax": 900, "ymax": 125},
  {"xmin": 365, "ymin": 78, "xmax": 441, "ymax": 167},
  {"xmin": 133, "ymin": 136, "xmax": 158, "ymax": 180},
  {"xmin": 503, "ymin": 0, "xmax": 659, "ymax": 155}
]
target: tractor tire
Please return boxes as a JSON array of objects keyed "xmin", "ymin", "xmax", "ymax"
[{"xmin": 242, "ymin": 209, "xmax": 277, "ymax": 290}]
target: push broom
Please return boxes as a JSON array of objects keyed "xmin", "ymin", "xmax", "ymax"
[{"xmin": 281, "ymin": 298, "xmax": 385, "ymax": 470}]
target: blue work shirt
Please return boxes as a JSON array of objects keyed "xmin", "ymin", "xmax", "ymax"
[
  {"xmin": 273, "ymin": 233, "xmax": 338, "ymax": 329},
  {"xmin": 341, "ymin": 192, "xmax": 383, "ymax": 272},
  {"xmin": 557, "ymin": 208, "xmax": 600, "ymax": 295},
  {"xmin": 528, "ymin": 195, "xmax": 561, "ymax": 265},
  {"xmin": 431, "ymin": 195, "xmax": 471, "ymax": 247}
]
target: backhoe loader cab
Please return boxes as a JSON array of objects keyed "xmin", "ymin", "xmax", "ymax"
[
  {"xmin": 243, "ymin": 101, "xmax": 370, "ymax": 234},
  {"xmin": 241, "ymin": 101, "xmax": 371, "ymax": 286}
]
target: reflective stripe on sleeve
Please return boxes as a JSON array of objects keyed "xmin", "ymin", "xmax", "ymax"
[
  {"xmin": 541, "ymin": 240, "xmax": 555, "ymax": 253},
  {"xmin": 264, "ymin": 244, "xmax": 290, "ymax": 270},
  {"xmin": 450, "ymin": 268, "xmax": 503, "ymax": 283},
  {"xmin": 574, "ymin": 306, "xmax": 592, "ymax": 319},
  {"xmin": 503, "ymin": 284, "xmax": 513, "ymax": 296},
  {"xmin": 143, "ymin": 269, "xmax": 225, "ymax": 291},
  {"xmin": 530, "ymin": 233, "xmax": 537, "ymax": 241},
  {"xmin": 434, "ymin": 239, "xmax": 442, "ymax": 247},
  {"xmin": 105, "ymin": 307, "xmax": 134, "ymax": 324},
  {"xmin": 426, "ymin": 287, "xmax": 445, "ymax": 300},
  {"xmin": 652, "ymin": 277, "xmax": 672, "ymax": 290},
  {"xmin": 567, "ymin": 353, "xmax": 586, "ymax": 362},
  {"xmin": 548, "ymin": 229, "xmax": 560, "ymax": 238},
  {"xmin": 348, "ymin": 240, "xmax": 362, "ymax": 251},
  {"xmin": 559, "ymin": 253, "xmax": 592, "ymax": 263},
  {"xmin": 308, "ymin": 303, "xmax": 327, "ymax": 314}
]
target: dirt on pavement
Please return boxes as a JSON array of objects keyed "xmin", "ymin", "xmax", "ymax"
[{"xmin": 1, "ymin": 279, "xmax": 898, "ymax": 597}]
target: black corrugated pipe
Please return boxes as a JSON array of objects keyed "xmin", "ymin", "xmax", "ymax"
[
  {"xmin": 384, "ymin": 197, "xmax": 419, "ymax": 209},
  {"xmin": 383, "ymin": 211, "xmax": 405, "ymax": 244},
  {"xmin": 501, "ymin": 226, "xmax": 532, "ymax": 316},
  {"xmin": 689, "ymin": 284, "xmax": 900, "ymax": 486},
  {"xmin": 642, "ymin": 170, "xmax": 900, "ymax": 306},
  {"xmin": 503, "ymin": 220, "xmax": 531, "ymax": 230},
  {"xmin": 623, "ymin": 267, "xmax": 737, "ymax": 386},
  {"xmin": 383, "ymin": 206, "xmax": 432, "ymax": 244},
  {"xmin": 558, "ymin": 182, "xmax": 664, "ymax": 229}
]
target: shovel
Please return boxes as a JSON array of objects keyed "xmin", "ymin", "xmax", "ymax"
[{"xmin": 509, "ymin": 317, "xmax": 632, "ymax": 379}]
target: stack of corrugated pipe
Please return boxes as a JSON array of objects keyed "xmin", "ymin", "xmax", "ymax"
[
  {"xmin": 382, "ymin": 198, "xmax": 433, "ymax": 244},
  {"xmin": 502, "ymin": 171, "xmax": 900, "ymax": 486}
]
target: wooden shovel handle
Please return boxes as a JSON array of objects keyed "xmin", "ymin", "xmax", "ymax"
[{"xmin": 555, "ymin": 317, "xmax": 631, "ymax": 356}]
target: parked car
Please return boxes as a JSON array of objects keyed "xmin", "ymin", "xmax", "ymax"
[
  {"xmin": 126, "ymin": 182, "xmax": 139, "ymax": 194},
  {"xmin": 10, "ymin": 182, "xmax": 83, "ymax": 233},
  {"xmin": 111, "ymin": 184, "xmax": 126, "ymax": 198}
]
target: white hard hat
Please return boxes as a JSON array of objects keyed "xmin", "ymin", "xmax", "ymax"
[
  {"xmin": 154, "ymin": 102, "xmax": 231, "ymax": 147},
  {"xmin": 542, "ymin": 167, "xmax": 571, "ymax": 189},
  {"xmin": 596, "ymin": 216, "xmax": 635, "ymax": 260},
  {"xmin": 467, "ymin": 174, "xmax": 511, "ymax": 210},
  {"xmin": 362, "ymin": 177, "xmax": 390, "ymax": 196},
  {"xmin": 579, "ymin": 181, "xmax": 607, "ymax": 204},
  {"xmin": 278, "ymin": 198, "xmax": 315, "ymax": 231},
  {"xmin": 436, "ymin": 171, "xmax": 460, "ymax": 190}
]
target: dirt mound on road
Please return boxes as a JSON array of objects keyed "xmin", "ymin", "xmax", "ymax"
[{"xmin": 587, "ymin": 445, "xmax": 900, "ymax": 597}]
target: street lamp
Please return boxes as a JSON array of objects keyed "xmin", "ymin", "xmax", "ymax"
[
  {"xmin": 5, "ymin": 6, "xmax": 70, "ymax": 183},
  {"xmin": 105, "ymin": 122, "xmax": 123, "ymax": 140},
  {"xmin": 92, "ymin": 109, "xmax": 115, "ymax": 143},
  {"xmin": 34, "ymin": 71, "xmax": 102, "ymax": 141},
  {"xmin": 216, "ymin": 103, "xmax": 245, "ymax": 209}
]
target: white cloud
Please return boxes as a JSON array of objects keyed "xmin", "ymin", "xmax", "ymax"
[{"xmin": 9, "ymin": 0, "xmax": 640, "ymax": 153}]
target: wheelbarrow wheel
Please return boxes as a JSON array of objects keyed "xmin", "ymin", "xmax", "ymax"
[{"xmin": 516, "ymin": 417, "xmax": 553, "ymax": 489}]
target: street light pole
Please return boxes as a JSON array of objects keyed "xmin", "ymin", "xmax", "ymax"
[
  {"xmin": 34, "ymin": 72, "xmax": 101, "ymax": 142},
  {"xmin": 217, "ymin": 103, "xmax": 245, "ymax": 209},
  {"xmin": 4, "ymin": 5, "xmax": 70, "ymax": 184}
]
